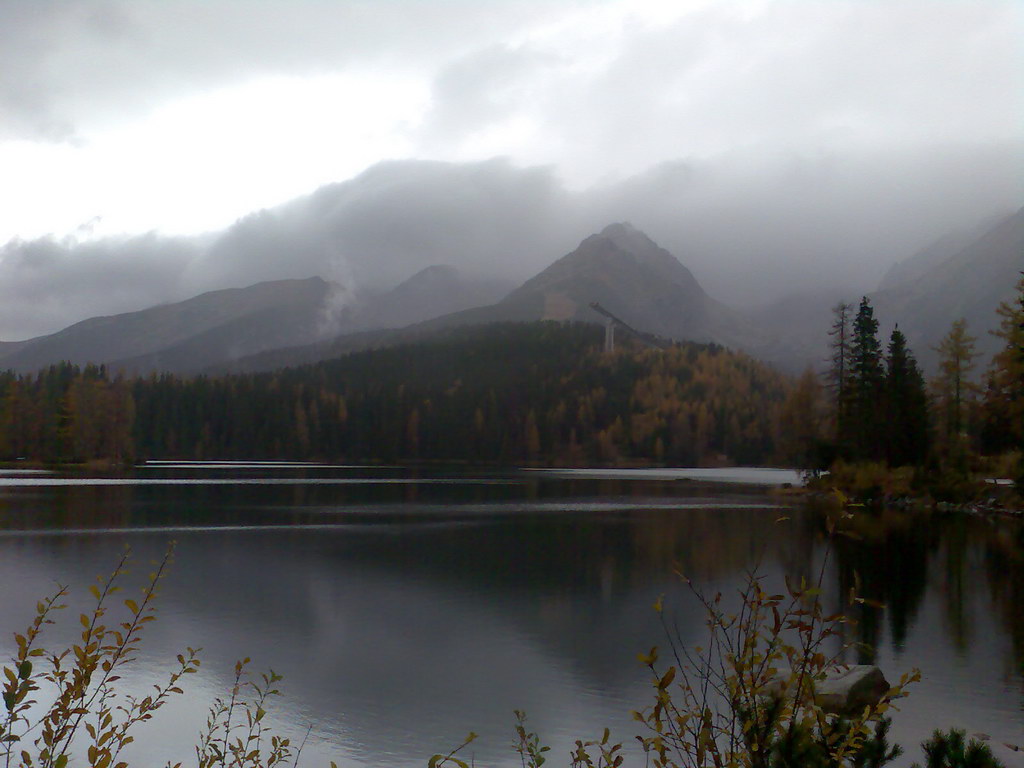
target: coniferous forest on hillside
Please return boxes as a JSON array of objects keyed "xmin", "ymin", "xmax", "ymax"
[{"xmin": 0, "ymin": 323, "xmax": 791, "ymax": 466}]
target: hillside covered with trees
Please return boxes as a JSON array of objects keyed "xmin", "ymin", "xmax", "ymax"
[{"xmin": 0, "ymin": 322, "xmax": 792, "ymax": 467}]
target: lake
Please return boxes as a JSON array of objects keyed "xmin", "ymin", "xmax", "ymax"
[{"xmin": 0, "ymin": 463, "xmax": 1020, "ymax": 767}]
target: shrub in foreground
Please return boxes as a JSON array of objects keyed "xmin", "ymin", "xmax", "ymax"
[{"xmin": 0, "ymin": 546, "xmax": 309, "ymax": 768}]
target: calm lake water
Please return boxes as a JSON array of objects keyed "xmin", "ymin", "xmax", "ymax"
[{"xmin": 0, "ymin": 463, "xmax": 1020, "ymax": 767}]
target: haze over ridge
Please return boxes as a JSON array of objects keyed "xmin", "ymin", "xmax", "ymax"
[
  {"xmin": 0, "ymin": 1, "xmax": 1020, "ymax": 340},
  {"xmin": 2, "ymin": 147, "xmax": 1021, "ymax": 342}
]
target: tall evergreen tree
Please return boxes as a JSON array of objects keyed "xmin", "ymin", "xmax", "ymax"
[
  {"xmin": 846, "ymin": 297, "xmax": 885, "ymax": 461},
  {"xmin": 884, "ymin": 326, "xmax": 929, "ymax": 466},
  {"xmin": 828, "ymin": 301, "xmax": 853, "ymax": 449}
]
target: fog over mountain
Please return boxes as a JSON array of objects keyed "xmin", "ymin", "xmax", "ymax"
[
  {"xmin": 2, "ymin": 146, "xmax": 1020, "ymax": 342},
  {"xmin": 872, "ymin": 206, "xmax": 1024, "ymax": 373},
  {"xmin": 1, "ymin": 1, "xmax": 1020, "ymax": 341}
]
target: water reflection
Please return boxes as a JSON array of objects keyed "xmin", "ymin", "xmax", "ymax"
[
  {"xmin": 828, "ymin": 508, "xmax": 939, "ymax": 661},
  {"xmin": 0, "ymin": 467, "xmax": 1020, "ymax": 766}
]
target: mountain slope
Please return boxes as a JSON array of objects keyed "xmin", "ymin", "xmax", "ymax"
[
  {"xmin": 871, "ymin": 207, "xmax": 1024, "ymax": 370},
  {"xmin": 0, "ymin": 262, "xmax": 518, "ymax": 375},
  {"xmin": 0, "ymin": 277, "xmax": 340, "ymax": 374},
  {"xmin": 488, "ymin": 222, "xmax": 755, "ymax": 346},
  {"xmin": 224, "ymin": 223, "xmax": 789, "ymax": 373},
  {"xmin": 353, "ymin": 264, "xmax": 514, "ymax": 330},
  {"xmin": 877, "ymin": 212, "xmax": 1011, "ymax": 291}
]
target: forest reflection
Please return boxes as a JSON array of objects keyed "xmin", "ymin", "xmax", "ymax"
[{"xmin": 826, "ymin": 504, "xmax": 1024, "ymax": 685}]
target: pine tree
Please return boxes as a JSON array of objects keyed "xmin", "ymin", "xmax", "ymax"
[
  {"xmin": 884, "ymin": 326, "xmax": 929, "ymax": 466},
  {"xmin": 846, "ymin": 297, "xmax": 886, "ymax": 461},
  {"xmin": 828, "ymin": 301, "xmax": 853, "ymax": 447}
]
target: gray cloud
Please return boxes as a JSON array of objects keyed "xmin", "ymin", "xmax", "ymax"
[
  {"xmin": 1, "ymin": 1, "xmax": 1020, "ymax": 339},
  {"xmin": 2, "ymin": 146, "xmax": 1020, "ymax": 340},
  {"xmin": 4, "ymin": 1, "xmax": 1017, "ymax": 160},
  {"xmin": 409, "ymin": 2, "xmax": 1022, "ymax": 185},
  {"xmin": 589, "ymin": 141, "xmax": 1024, "ymax": 304},
  {"xmin": 194, "ymin": 158, "xmax": 579, "ymax": 291},
  {"xmin": 0, "ymin": 233, "xmax": 198, "ymax": 340},
  {"xmin": 419, "ymin": 43, "xmax": 560, "ymax": 151},
  {"xmin": 0, "ymin": 0, "xmax": 559, "ymax": 141}
]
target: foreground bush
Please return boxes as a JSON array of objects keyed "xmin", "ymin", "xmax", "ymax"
[{"xmin": 0, "ymin": 546, "xmax": 310, "ymax": 768}]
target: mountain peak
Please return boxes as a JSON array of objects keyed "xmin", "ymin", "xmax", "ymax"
[
  {"xmin": 484, "ymin": 222, "xmax": 756, "ymax": 348},
  {"xmin": 596, "ymin": 221, "xmax": 660, "ymax": 256},
  {"xmin": 401, "ymin": 264, "xmax": 460, "ymax": 286},
  {"xmin": 599, "ymin": 222, "xmax": 638, "ymax": 236}
]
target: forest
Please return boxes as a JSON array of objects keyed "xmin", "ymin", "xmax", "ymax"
[
  {"xmin": 781, "ymin": 273, "xmax": 1024, "ymax": 487},
  {"xmin": 0, "ymin": 272, "xmax": 1020, "ymax": 476},
  {"xmin": 0, "ymin": 322, "xmax": 790, "ymax": 466}
]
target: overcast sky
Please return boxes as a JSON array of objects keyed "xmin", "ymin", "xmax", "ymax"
[{"xmin": 1, "ymin": 0, "xmax": 1021, "ymax": 339}]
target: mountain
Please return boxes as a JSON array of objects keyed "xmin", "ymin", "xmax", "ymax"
[
  {"xmin": 480, "ymin": 222, "xmax": 755, "ymax": 346},
  {"xmin": 0, "ymin": 277, "xmax": 340, "ymax": 375},
  {"xmin": 747, "ymin": 210, "xmax": 1024, "ymax": 377},
  {"xmin": 0, "ymin": 264, "xmax": 516, "ymax": 375},
  {"xmin": 352, "ymin": 265, "xmax": 513, "ymax": 330},
  {"xmin": 224, "ymin": 223, "xmax": 791, "ymax": 373},
  {"xmin": 743, "ymin": 288, "xmax": 851, "ymax": 371},
  {"xmin": 871, "ymin": 207, "xmax": 1024, "ymax": 371},
  {"xmin": 877, "ymin": 212, "xmax": 1010, "ymax": 291}
]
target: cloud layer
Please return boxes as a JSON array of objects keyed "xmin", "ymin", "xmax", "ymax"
[
  {"xmin": 0, "ymin": 1, "xmax": 1020, "ymax": 338},
  {"xmin": 2, "ymin": 147, "xmax": 1020, "ymax": 340}
]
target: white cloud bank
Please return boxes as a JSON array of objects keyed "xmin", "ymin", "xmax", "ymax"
[{"xmin": 0, "ymin": 0, "xmax": 1020, "ymax": 338}]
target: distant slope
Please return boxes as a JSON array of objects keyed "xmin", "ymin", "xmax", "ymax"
[
  {"xmin": 353, "ymin": 264, "xmax": 514, "ymax": 330},
  {"xmin": 224, "ymin": 223, "xmax": 790, "ymax": 373},
  {"xmin": 0, "ymin": 277, "xmax": 339, "ymax": 374},
  {"xmin": 878, "ymin": 212, "xmax": 1009, "ymax": 291},
  {"xmin": 743, "ymin": 289, "xmax": 851, "ymax": 372},
  {"xmin": 748, "ymin": 209, "xmax": 1024, "ymax": 376},
  {"xmin": 0, "ymin": 264, "xmax": 516, "ymax": 375},
  {"xmin": 871, "ymin": 207, "xmax": 1024, "ymax": 371}
]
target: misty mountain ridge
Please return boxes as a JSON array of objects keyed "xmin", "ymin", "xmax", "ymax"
[
  {"xmin": 0, "ymin": 277, "xmax": 339, "ymax": 375},
  {"xmin": 4, "ymin": 149, "xmax": 1021, "ymax": 343},
  {"xmin": 2, "ymin": 213, "xmax": 1020, "ymax": 377},
  {"xmin": 221, "ymin": 223, "xmax": 796, "ymax": 373},
  {"xmin": 870, "ymin": 206, "xmax": 1024, "ymax": 372},
  {"xmin": 482, "ymin": 223, "xmax": 761, "ymax": 348},
  {"xmin": 0, "ymin": 264, "xmax": 512, "ymax": 375},
  {"xmin": 749, "ymin": 207, "xmax": 1024, "ymax": 375},
  {"xmin": 353, "ymin": 264, "xmax": 514, "ymax": 330},
  {"xmin": 877, "ymin": 210, "xmax": 1014, "ymax": 291}
]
